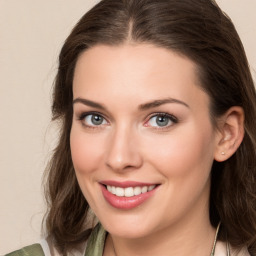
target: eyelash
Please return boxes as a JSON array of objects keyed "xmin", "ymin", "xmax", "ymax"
[
  {"xmin": 77, "ymin": 111, "xmax": 178, "ymax": 130},
  {"xmin": 78, "ymin": 111, "xmax": 109, "ymax": 130},
  {"xmin": 145, "ymin": 112, "xmax": 178, "ymax": 130}
]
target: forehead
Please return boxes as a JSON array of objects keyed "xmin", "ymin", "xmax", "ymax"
[{"xmin": 73, "ymin": 44, "xmax": 209, "ymax": 111}]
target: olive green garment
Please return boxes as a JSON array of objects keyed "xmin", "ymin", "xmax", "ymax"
[
  {"xmin": 84, "ymin": 223, "xmax": 107, "ymax": 256},
  {"xmin": 5, "ymin": 224, "xmax": 107, "ymax": 256},
  {"xmin": 5, "ymin": 244, "xmax": 45, "ymax": 256}
]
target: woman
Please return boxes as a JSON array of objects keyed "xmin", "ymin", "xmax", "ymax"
[{"xmin": 6, "ymin": 0, "xmax": 256, "ymax": 255}]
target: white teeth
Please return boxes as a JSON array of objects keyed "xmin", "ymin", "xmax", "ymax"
[
  {"xmin": 148, "ymin": 185, "xmax": 155, "ymax": 191},
  {"xmin": 106, "ymin": 185, "xmax": 156, "ymax": 197},
  {"xmin": 111, "ymin": 186, "xmax": 116, "ymax": 195},
  {"xmin": 134, "ymin": 186, "xmax": 142, "ymax": 196},
  {"xmin": 124, "ymin": 187, "xmax": 134, "ymax": 197},
  {"xmin": 141, "ymin": 186, "xmax": 148, "ymax": 193},
  {"xmin": 115, "ymin": 187, "xmax": 125, "ymax": 197}
]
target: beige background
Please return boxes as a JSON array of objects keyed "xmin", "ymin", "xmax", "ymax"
[{"xmin": 0, "ymin": 0, "xmax": 255, "ymax": 254}]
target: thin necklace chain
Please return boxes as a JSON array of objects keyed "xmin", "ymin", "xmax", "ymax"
[
  {"xmin": 112, "ymin": 223, "xmax": 222, "ymax": 256},
  {"xmin": 210, "ymin": 222, "xmax": 221, "ymax": 256}
]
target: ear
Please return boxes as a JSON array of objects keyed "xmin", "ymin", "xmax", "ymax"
[{"xmin": 214, "ymin": 106, "xmax": 244, "ymax": 162}]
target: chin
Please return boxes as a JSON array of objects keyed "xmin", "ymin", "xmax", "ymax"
[
  {"xmin": 106, "ymin": 225, "xmax": 150, "ymax": 239},
  {"xmin": 99, "ymin": 213, "xmax": 158, "ymax": 239}
]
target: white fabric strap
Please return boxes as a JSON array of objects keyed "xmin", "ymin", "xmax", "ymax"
[
  {"xmin": 215, "ymin": 241, "xmax": 227, "ymax": 256},
  {"xmin": 39, "ymin": 239, "xmax": 51, "ymax": 256},
  {"xmin": 215, "ymin": 241, "xmax": 250, "ymax": 256}
]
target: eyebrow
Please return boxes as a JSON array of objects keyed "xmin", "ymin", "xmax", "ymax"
[
  {"xmin": 139, "ymin": 98, "xmax": 190, "ymax": 110},
  {"xmin": 73, "ymin": 98, "xmax": 106, "ymax": 110},
  {"xmin": 73, "ymin": 97, "xmax": 189, "ymax": 110}
]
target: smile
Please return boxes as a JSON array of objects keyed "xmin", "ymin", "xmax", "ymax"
[
  {"xmin": 100, "ymin": 181, "xmax": 159, "ymax": 209},
  {"xmin": 106, "ymin": 185, "xmax": 156, "ymax": 197}
]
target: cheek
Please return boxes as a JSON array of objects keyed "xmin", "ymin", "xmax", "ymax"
[
  {"xmin": 70, "ymin": 126, "xmax": 107, "ymax": 208},
  {"xmin": 70, "ymin": 126, "xmax": 104, "ymax": 176},
  {"xmin": 143, "ymin": 125, "xmax": 215, "ymax": 220},
  {"xmin": 144, "ymin": 124, "xmax": 215, "ymax": 181}
]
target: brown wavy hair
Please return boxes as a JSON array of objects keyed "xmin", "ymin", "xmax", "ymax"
[{"xmin": 44, "ymin": 0, "xmax": 256, "ymax": 255}]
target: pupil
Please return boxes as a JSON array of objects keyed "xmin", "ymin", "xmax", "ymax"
[
  {"xmin": 156, "ymin": 116, "xmax": 168, "ymax": 127},
  {"xmin": 92, "ymin": 115, "xmax": 103, "ymax": 125}
]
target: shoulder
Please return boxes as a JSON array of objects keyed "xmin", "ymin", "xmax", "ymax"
[
  {"xmin": 5, "ymin": 224, "xmax": 106, "ymax": 256},
  {"xmin": 5, "ymin": 239, "xmax": 52, "ymax": 256},
  {"xmin": 5, "ymin": 244, "xmax": 45, "ymax": 256}
]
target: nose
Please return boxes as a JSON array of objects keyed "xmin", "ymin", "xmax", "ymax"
[{"xmin": 105, "ymin": 125, "xmax": 143, "ymax": 172}]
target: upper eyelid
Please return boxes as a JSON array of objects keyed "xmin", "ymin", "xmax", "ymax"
[
  {"xmin": 146, "ymin": 112, "xmax": 178, "ymax": 122},
  {"xmin": 143, "ymin": 113, "xmax": 178, "ymax": 131},
  {"xmin": 77, "ymin": 111, "xmax": 177, "ymax": 119},
  {"xmin": 74, "ymin": 107, "xmax": 113, "ymax": 122},
  {"xmin": 76, "ymin": 111, "xmax": 178, "ymax": 127},
  {"xmin": 78, "ymin": 112, "xmax": 109, "ymax": 129},
  {"xmin": 78, "ymin": 111, "xmax": 108, "ymax": 121}
]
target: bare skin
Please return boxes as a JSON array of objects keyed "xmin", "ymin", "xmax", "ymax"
[{"xmin": 71, "ymin": 44, "xmax": 244, "ymax": 256}]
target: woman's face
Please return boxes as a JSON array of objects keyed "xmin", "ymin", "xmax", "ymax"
[{"xmin": 70, "ymin": 44, "xmax": 219, "ymax": 238}]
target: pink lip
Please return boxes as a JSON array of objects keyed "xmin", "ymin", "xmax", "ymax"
[{"xmin": 100, "ymin": 182, "xmax": 159, "ymax": 210}]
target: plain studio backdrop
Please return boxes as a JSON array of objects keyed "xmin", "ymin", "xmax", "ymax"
[{"xmin": 0, "ymin": 0, "xmax": 255, "ymax": 254}]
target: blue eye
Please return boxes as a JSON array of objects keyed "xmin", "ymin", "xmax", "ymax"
[
  {"xmin": 148, "ymin": 114, "xmax": 177, "ymax": 128},
  {"xmin": 82, "ymin": 114, "xmax": 107, "ymax": 126}
]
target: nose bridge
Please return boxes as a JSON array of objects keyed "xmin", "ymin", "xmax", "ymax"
[{"xmin": 105, "ymin": 122, "xmax": 142, "ymax": 172}]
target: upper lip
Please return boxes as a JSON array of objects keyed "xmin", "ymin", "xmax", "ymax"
[{"xmin": 100, "ymin": 180, "xmax": 158, "ymax": 188}]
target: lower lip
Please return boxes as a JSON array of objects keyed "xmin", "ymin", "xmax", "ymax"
[{"xmin": 100, "ymin": 185, "xmax": 158, "ymax": 210}]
